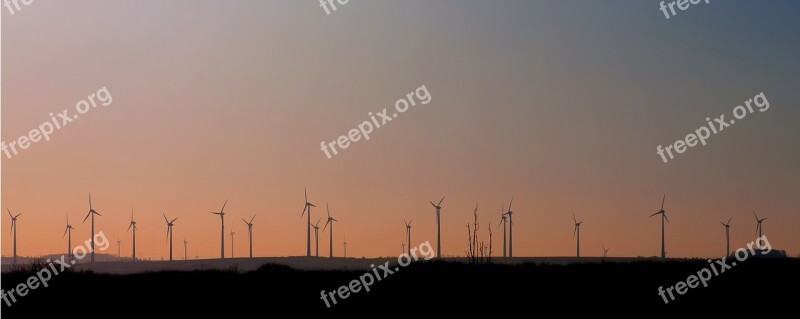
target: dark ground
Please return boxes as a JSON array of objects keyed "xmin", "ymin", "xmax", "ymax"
[{"xmin": 2, "ymin": 258, "xmax": 798, "ymax": 315}]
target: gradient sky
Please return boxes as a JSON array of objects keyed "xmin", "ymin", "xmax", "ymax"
[{"xmin": 2, "ymin": 1, "xmax": 799, "ymax": 260}]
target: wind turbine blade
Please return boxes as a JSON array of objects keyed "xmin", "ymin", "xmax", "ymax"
[
  {"xmin": 164, "ymin": 213, "xmax": 169, "ymax": 223},
  {"xmin": 127, "ymin": 223, "xmax": 133, "ymax": 232},
  {"xmin": 83, "ymin": 212, "xmax": 92, "ymax": 223},
  {"xmin": 171, "ymin": 218, "xmax": 178, "ymax": 223},
  {"xmin": 304, "ymin": 187, "xmax": 308, "ymax": 203},
  {"xmin": 409, "ymin": 219, "xmax": 413, "ymax": 225},
  {"xmin": 721, "ymin": 221, "xmax": 726, "ymax": 226},
  {"xmin": 63, "ymin": 227, "xmax": 68, "ymax": 238},
  {"xmin": 727, "ymin": 217, "xmax": 732, "ymax": 224},
  {"xmin": 507, "ymin": 197, "xmax": 513, "ymax": 212},
  {"xmin": 327, "ymin": 203, "xmax": 330, "ymax": 217},
  {"xmin": 7, "ymin": 209, "xmax": 12, "ymax": 219},
  {"xmin": 663, "ymin": 214, "xmax": 670, "ymax": 223},
  {"xmin": 753, "ymin": 211, "xmax": 758, "ymax": 221},
  {"xmin": 430, "ymin": 201, "xmax": 437, "ymax": 208},
  {"xmin": 242, "ymin": 218, "xmax": 248, "ymax": 224},
  {"xmin": 14, "ymin": 213, "xmax": 22, "ymax": 218},
  {"xmin": 94, "ymin": 211, "xmax": 102, "ymax": 217},
  {"xmin": 650, "ymin": 212, "xmax": 661, "ymax": 217},
  {"xmin": 573, "ymin": 226, "xmax": 577, "ymax": 238},
  {"xmin": 250, "ymin": 215, "xmax": 256, "ymax": 224},
  {"xmin": 438, "ymin": 196, "xmax": 445, "ymax": 206},
  {"xmin": 661, "ymin": 194, "xmax": 665, "ymax": 211},
  {"xmin": 323, "ymin": 220, "xmax": 330, "ymax": 232},
  {"xmin": 300, "ymin": 205, "xmax": 307, "ymax": 218},
  {"xmin": 89, "ymin": 193, "xmax": 92, "ymax": 210},
  {"xmin": 573, "ymin": 213, "xmax": 577, "ymax": 224}
]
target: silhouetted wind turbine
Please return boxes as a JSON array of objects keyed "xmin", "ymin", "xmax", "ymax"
[
  {"xmin": 211, "ymin": 199, "xmax": 228, "ymax": 259},
  {"xmin": 573, "ymin": 213, "xmax": 583, "ymax": 257},
  {"xmin": 63, "ymin": 213, "xmax": 74, "ymax": 261},
  {"xmin": 230, "ymin": 230, "xmax": 235, "ymax": 258},
  {"xmin": 127, "ymin": 208, "xmax": 137, "ymax": 262},
  {"xmin": 323, "ymin": 203, "xmax": 338, "ymax": 258},
  {"xmin": 242, "ymin": 215, "xmax": 255, "ymax": 258},
  {"xmin": 404, "ymin": 219, "xmax": 413, "ymax": 255},
  {"xmin": 311, "ymin": 218, "xmax": 321, "ymax": 257},
  {"xmin": 343, "ymin": 235, "xmax": 347, "ymax": 258},
  {"xmin": 721, "ymin": 217, "xmax": 732, "ymax": 257},
  {"xmin": 301, "ymin": 188, "xmax": 316, "ymax": 257},
  {"xmin": 8, "ymin": 209, "xmax": 22, "ymax": 264},
  {"xmin": 117, "ymin": 237, "xmax": 121, "ymax": 259},
  {"xmin": 184, "ymin": 239, "xmax": 189, "ymax": 260},
  {"xmin": 602, "ymin": 244, "xmax": 609, "ymax": 258},
  {"xmin": 499, "ymin": 204, "xmax": 508, "ymax": 257},
  {"xmin": 429, "ymin": 196, "xmax": 445, "ymax": 258},
  {"xmin": 164, "ymin": 213, "xmax": 178, "ymax": 261},
  {"xmin": 754, "ymin": 211, "xmax": 767, "ymax": 238},
  {"xmin": 503, "ymin": 197, "xmax": 515, "ymax": 257},
  {"xmin": 82, "ymin": 194, "xmax": 102, "ymax": 263},
  {"xmin": 649, "ymin": 194, "xmax": 669, "ymax": 259}
]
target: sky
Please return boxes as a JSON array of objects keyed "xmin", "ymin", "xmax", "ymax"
[{"xmin": 2, "ymin": 1, "xmax": 799, "ymax": 260}]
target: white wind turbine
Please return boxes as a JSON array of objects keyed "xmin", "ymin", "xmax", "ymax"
[
  {"xmin": 211, "ymin": 199, "xmax": 228, "ymax": 259},
  {"xmin": 8, "ymin": 209, "xmax": 22, "ymax": 264},
  {"xmin": 164, "ymin": 213, "xmax": 178, "ymax": 261},
  {"xmin": 323, "ymin": 203, "xmax": 338, "ymax": 258},
  {"xmin": 82, "ymin": 194, "xmax": 102, "ymax": 263},
  {"xmin": 127, "ymin": 208, "xmax": 138, "ymax": 262},
  {"xmin": 300, "ymin": 188, "xmax": 316, "ymax": 257},
  {"xmin": 429, "ymin": 196, "xmax": 445, "ymax": 258},
  {"xmin": 242, "ymin": 215, "xmax": 256, "ymax": 258}
]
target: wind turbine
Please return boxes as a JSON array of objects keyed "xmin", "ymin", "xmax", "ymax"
[
  {"xmin": 230, "ymin": 231, "xmax": 235, "ymax": 258},
  {"xmin": 573, "ymin": 214, "xmax": 583, "ymax": 257},
  {"xmin": 63, "ymin": 213, "xmax": 74, "ymax": 261},
  {"xmin": 211, "ymin": 199, "xmax": 228, "ymax": 259},
  {"xmin": 8, "ymin": 209, "xmax": 22, "ymax": 264},
  {"xmin": 429, "ymin": 196, "xmax": 445, "ymax": 258},
  {"xmin": 300, "ymin": 188, "xmax": 316, "ymax": 257},
  {"xmin": 164, "ymin": 213, "xmax": 178, "ymax": 261},
  {"xmin": 311, "ymin": 218, "xmax": 321, "ymax": 257},
  {"xmin": 242, "ymin": 215, "xmax": 255, "ymax": 258},
  {"xmin": 343, "ymin": 235, "xmax": 347, "ymax": 258},
  {"xmin": 117, "ymin": 237, "xmax": 121, "ymax": 259},
  {"xmin": 499, "ymin": 203, "xmax": 508, "ymax": 257},
  {"xmin": 721, "ymin": 217, "xmax": 732, "ymax": 257},
  {"xmin": 323, "ymin": 203, "xmax": 338, "ymax": 258},
  {"xmin": 754, "ymin": 211, "xmax": 767, "ymax": 238},
  {"xmin": 503, "ymin": 197, "xmax": 515, "ymax": 257},
  {"xmin": 602, "ymin": 244, "xmax": 609, "ymax": 258},
  {"xmin": 404, "ymin": 219, "xmax": 413, "ymax": 255},
  {"xmin": 127, "ymin": 208, "xmax": 137, "ymax": 262},
  {"xmin": 401, "ymin": 242, "xmax": 406, "ymax": 255},
  {"xmin": 82, "ymin": 194, "xmax": 102, "ymax": 263},
  {"xmin": 649, "ymin": 194, "xmax": 669, "ymax": 259},
  {"xmin": 184, "ymin": 239, "xmax": 189, "ymax": 260}
]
